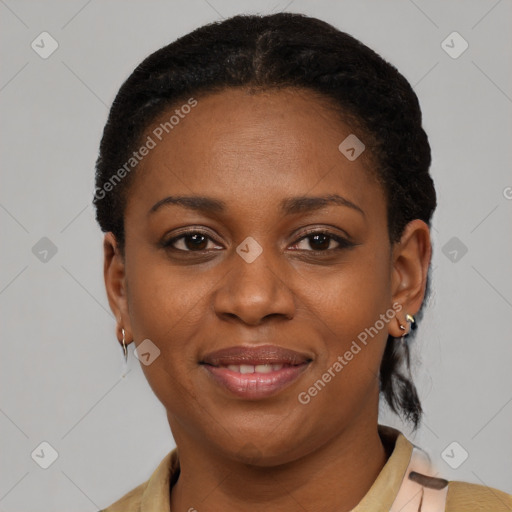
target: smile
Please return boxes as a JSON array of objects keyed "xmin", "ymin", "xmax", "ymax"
[{"xmin": 200, "ymin": 344, "xmax": 313, "ymax": 399}]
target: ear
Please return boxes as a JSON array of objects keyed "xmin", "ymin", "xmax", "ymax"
[
  {"xmin": 388, "ymin": 219, "xmax": 432, "ymax": 338},
  {"xmin": 103, "ymin": 232, "xmax": 133, "ymax": 347}
]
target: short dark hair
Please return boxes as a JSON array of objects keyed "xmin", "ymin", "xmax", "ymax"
[{"xmin": 93, "ymin": 13, "xmax": 436, "ymax": 429}]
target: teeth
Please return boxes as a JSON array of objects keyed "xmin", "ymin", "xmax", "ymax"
[
  {"xmin": 224, "ymin": 364, "xmax": 285, "ymax": 373},
  {"xmin": 255, "ymin": 364, "xmax": 273, "ymax": 373}
]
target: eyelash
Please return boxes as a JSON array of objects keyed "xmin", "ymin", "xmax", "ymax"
[{"xmin": 162, "ymin": 228, "xmax": 354, "ymax": 254}]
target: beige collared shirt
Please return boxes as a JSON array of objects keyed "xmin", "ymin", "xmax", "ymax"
[{"xmin": 100, "ymin": 425, "xmax": 512, "ymax": 511}]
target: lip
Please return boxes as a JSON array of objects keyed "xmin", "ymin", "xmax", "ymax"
[
  {"xmin": 201, "ymin": 345, "xmax": 312, "ymax": 366},
  {"xmin": 200, "ymin": 345, "xmax": 312, "ymax": 400}
]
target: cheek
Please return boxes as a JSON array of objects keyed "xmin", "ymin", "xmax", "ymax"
[
  {"xmin": 313, "ymin": 244, "xmax": 392, "ymax": 344},
  {"xmin": 299, "ymin": 245, "xmax": 392, "ymax": 406},
  {"xmin": 124, "ymin": 253, "xmax": 214, "ymax": 406},
  {"xmin": 127, "ymin": 247, "xmax": 213, "ymax": 340}
]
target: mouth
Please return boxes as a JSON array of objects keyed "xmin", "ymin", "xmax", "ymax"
[{"xmin": 200, "ymin": 345, "xmax": 312, "ymax": 400}]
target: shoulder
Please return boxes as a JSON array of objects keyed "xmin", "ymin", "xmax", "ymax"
[
  {"xmin": 98, "ymin": 480, "xmax": 147, "ymax": 512},
  {"xmin": 388, "ymin": 428, "xmax": 511, "ymax": 512},
  {"xmin": 98, "ymin": 448, "xmax": 178, "ymax": 512},
  {"xmin": 446, "ymin": 479, "xmax": 512, "ymax": 511}
]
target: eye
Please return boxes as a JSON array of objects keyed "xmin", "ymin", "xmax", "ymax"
[
  {"xmin": 162, "ymin": 228, "xmax": 354, "ymax": 254},
  {"xmin": 290, "ymin": 230, "xmax": 353, "ymax": 252},
  {"xmin": 162, "ymin": 230, "xmax": 223, "ymax": 252}
]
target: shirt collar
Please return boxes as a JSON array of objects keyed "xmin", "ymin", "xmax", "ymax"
[{"xmin": 352, "ymin": 425, "xmax": 413, "ymax": 511}]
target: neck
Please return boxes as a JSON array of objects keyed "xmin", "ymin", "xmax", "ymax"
[{"xmin": 169, "ymin": 417, "xmax": 388, "ymax": 512}]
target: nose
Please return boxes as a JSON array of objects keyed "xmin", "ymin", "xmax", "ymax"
[{"xmin": 213, "ymin": 245, "xmax": 296, "ymax": 326}]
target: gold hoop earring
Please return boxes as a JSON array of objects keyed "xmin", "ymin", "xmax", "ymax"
[{"xmin": 398, "ymin": 313, "xmax": 416, "ymax": 338}]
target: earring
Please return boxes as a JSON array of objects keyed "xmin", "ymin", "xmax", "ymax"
[
  {"xmin": 121, "ymin": 328, "xmax": 128, "ymax": 362},
  {"xmin": 398, "ymin": 313, "xmax": 416, "ymax": 338},
  {"xmin": 120, "ymin": 328, "xmax": 129, "ymax": 378}
]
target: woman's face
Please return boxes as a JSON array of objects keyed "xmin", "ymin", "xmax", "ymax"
[{"xmin": 105, "ymin": 88, "xmax": 428, "ymax": 465}]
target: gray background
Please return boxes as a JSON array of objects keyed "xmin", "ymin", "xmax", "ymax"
[{"xmin": 1, "ymin": 0, "xmax": 511, "ymax": 510}]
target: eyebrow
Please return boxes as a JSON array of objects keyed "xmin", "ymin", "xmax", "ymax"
[{"xmin": 148, "ymin": 193, "xmax": 365, "ymax": 217}]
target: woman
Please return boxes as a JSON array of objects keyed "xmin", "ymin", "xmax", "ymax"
[{"xmin": 94, "ymin": 13, "xmax": 511, "ymax": 511}]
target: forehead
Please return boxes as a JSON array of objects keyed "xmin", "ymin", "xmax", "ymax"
[{"xmin": 125, "ymin": 88, "xmax": 385, "ymax": 221}]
